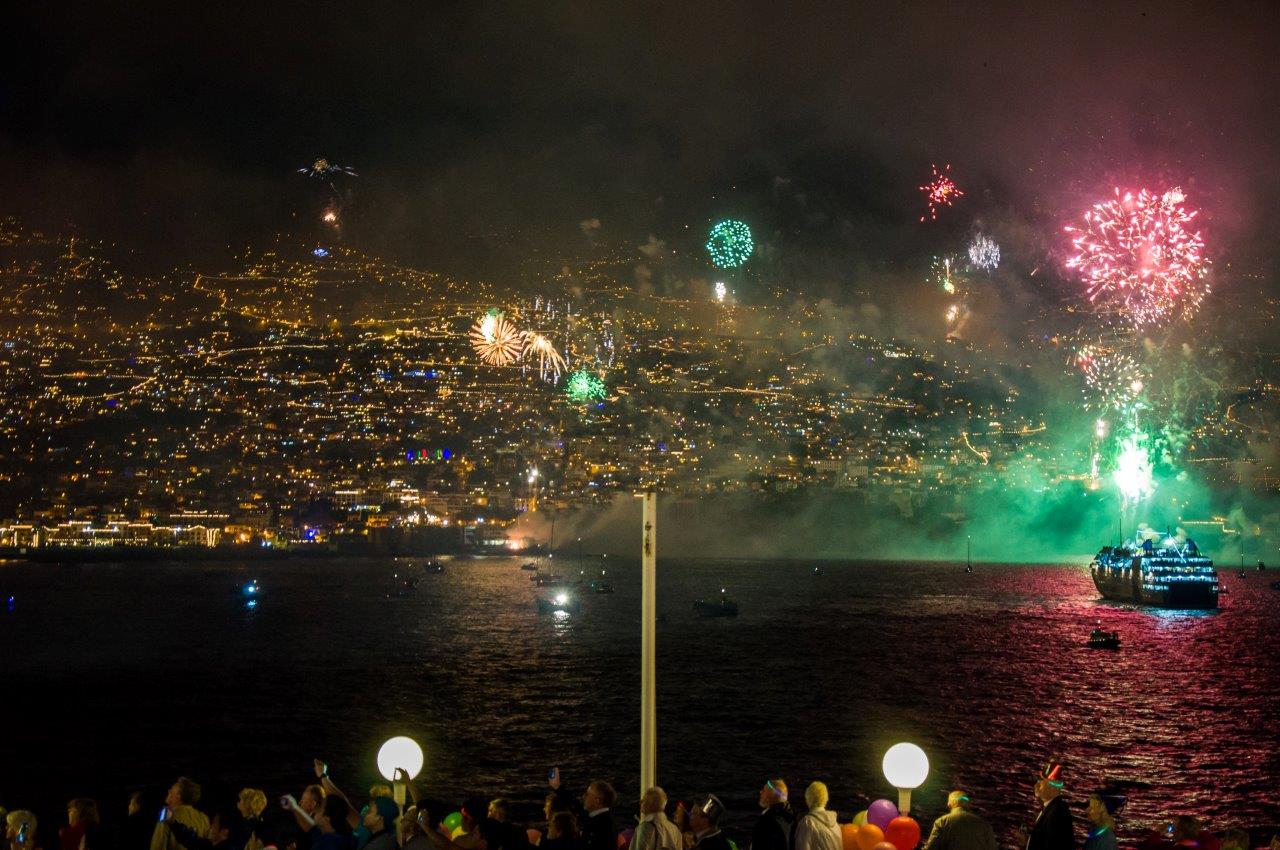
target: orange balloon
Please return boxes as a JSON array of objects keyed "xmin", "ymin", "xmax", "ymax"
[
  {"xmin": 841, "ymin": 824, "xmax": 861, "ymax": 850},
  {"xmin": 885, "ymin": 817, "xmax": 921, "ymax": 850},
  {"xmin": 856, "ymin": 824, "xmax": 886, "ymax": 850}
]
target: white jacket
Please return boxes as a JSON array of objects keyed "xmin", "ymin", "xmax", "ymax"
[
  {"xmin": 631, "ymin": 812, "xmax": 683, "ymax": 850},
  {"xmin": 794, "ymin": 809, "xmax": 841, "ymax": 850}
]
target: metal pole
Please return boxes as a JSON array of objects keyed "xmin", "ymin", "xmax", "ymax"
[{"xmin": 640, "ymin": 491, "xmax": 657, "ymax": 792}]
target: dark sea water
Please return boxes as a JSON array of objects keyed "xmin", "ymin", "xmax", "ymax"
[{"xmin": 2, "ymin": 557, "xmax": 1278, "ymax": 844}]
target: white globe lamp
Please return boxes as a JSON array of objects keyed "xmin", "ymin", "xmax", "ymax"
[
  {"xmin": 377, "ymin": 736, "xmax": 424, "ymax": 781},
  {"xmin": 882, "ymin": 742, "xmax": 929, "ymax": 814}
]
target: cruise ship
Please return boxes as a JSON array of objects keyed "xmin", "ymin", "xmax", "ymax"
[{"xmin": 1090, "ymin": 535, "xmax": 1219, "ymax": 609}]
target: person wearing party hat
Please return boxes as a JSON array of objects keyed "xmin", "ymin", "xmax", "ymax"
[
  {"xmin": 689, "ymin": 796, "xmax": 731, "ymax": 850},
  {"xmin": 1021, "ymin": 761, "xmax": 1076, "ymax": 850}
]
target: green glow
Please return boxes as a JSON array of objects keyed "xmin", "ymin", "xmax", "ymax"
[
  {"xmin": 1113, "ymin": 430, "xmax": 1154, "ymax": 505},
  {"xmin": 565, "ymin": 370, "xmax": 606, "ymax": 403},
  {"xmin": 705, "ymin": 220, "xmax": 753, "ymax": 269}
]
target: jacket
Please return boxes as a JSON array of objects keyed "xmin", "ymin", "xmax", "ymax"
[
  {"xmin": 753, "ymin": 804, "xmax": 796, "ymax": 850},
  {"xmin": 1026, "ymin": 797, "xmax": 1075, "ymax": 850},
  {"xmin": 633, "ymin": 814, "xmax": 682, "ymax": 850},
  {"xmin": 152, "ymin": 808, "xmax": 211, "ymax": 850},
  {"xmin": 794, "ymin": 810, "xmax": 840, "ymax": 850},
  {"xmin": 921, "ymin": 809, "xmax": 997, "ymax": 850},
  {"xmin": 582, "ymin": 811, "xmax": 617, "ymax": 850},
  {"xmin": 692, "ymin": 831, "xmax": 732, "ymax": 850}
]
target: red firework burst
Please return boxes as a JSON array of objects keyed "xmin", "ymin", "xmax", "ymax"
[
  {"xmin": 919, "ymin": 163, "xmax": 963, "ymax": 222},
  {"xmin": 1065, "ymin": 187, "xmax": 1209, "ymax": 325}
]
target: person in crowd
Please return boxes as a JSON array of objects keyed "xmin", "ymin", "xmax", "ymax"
[
  {"xmin": 152, "ymin": 778, "xmax": 210, "ymax": 850},
  {"xmin": 7, "ymin": 810, "xmax": 40, "ymax": 850},
  {"xmin": 1083, "ymin": 794, "xmax": 1124, "ymax": 850},
  {"xmin": 543, "ymin": 814, "xmax": 582, "ymax": 850},
  {"xmin": 541, "ymin": 795, "xmax": 571, "ymax": 843},
  {"xmin": 164, "ymin": 806, "xmax": 238, "ymax": 850},
  {"xmin": 61, "ymin": 799, "xmax": 101, "ymax": 850},
  {"xmin": 920, "ymin": 791, "xmax": 996, "ymax": 850},
  {"xmin": 310, "ymin": 797, "xmax": 357, "ymax": 850},
  {"xmin": 123, "ymin": 793, "xmax": 156, "ymax": 850},
  {"xmin": 237, "ymin": 790, "xmax": 268, "ymax": 850},
  {"xmin": 1171, "ymin": 817, "xmax": 1219, "ymax": 850},
  {"xmin": 687, "ymin": 798, "xmax": 729, "ymax": 850},
  {"xmin": 484, "ymin": 799, "xmax": 532, "ymax": 850},
  {"xmin": 361, "ymin": 798, "xmax": 400, "ymax": 850},
  {"xmin": 793, "ymin": 783, "xmax": 839, "ymax": 850},
  {"xmin": 1018, "ymin": 762, "xmax": 1075, "ymax": 850},
  {"xmin": 548, "ymin": 773, "xmax": 615, "ymax": 850},
  {"xmin": 632, "ymin": 788, "xmax": 681, "ymax": 850},
  {"xmin": 294, "ymin": 787, "xmax": 329, "ymax": 850},
  {"xmin": 1219, "ymin": 830, "xmax": 1250, "ymax": 850},
  {"xmin": 752, "ymin": 781, "xmax": 794, "ymax": 850}
]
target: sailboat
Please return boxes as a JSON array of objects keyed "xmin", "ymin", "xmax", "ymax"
[{"xmin": 964, "ymin": 536, "xmax": 973, "ymax": 574}]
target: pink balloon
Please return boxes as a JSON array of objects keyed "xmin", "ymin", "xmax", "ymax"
[
  {"xmin": 885, "ymin": 817, "xmax": 921, "ymax": 850},
  {"xmin": 867, "ymin": 799, "xmax": 899, "ymax": 831}
]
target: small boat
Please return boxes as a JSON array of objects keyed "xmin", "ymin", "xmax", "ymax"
[
  {"xmin": 520, "ymin": 562, "xmax": 539, "ymax": 571},
  {"xmin": 423, "ymin": 560, "xmax": 444, "ymax": 574},
  {"xmin": 1258, "ymin": 561, "xmax": 1267, "ymax": 572},
  {"xmin": 386, "ymin": 573, "xmax": 420, "ymax": 600},
  {"xmin": 1087, "ymin": 627, "xmax": 1120, "ymax": 650},
  {"xmin": 536, "ymin": 575, "xmax": 581, "ymax": 588},
  {"xmin": 238, "ymin": 579, "xmax": 262, "ymax": 598},
  {"xmin": 536, "ymin": 592, "xmax": 580, "ymax": 614},
  {"xmin": 812, "ymin": 566, "xmax": 823, "ymax": 576},
  {"xmin": 1237, "ymin": 569, "xmax": 1248, "ymax": 578},
  {"xmin": 590, "ymin": 580, "xmax": 614, "ymax": 594},
  {"xmin": 694, "ymin": 589, "xmax": 738, "ymax": 618}
]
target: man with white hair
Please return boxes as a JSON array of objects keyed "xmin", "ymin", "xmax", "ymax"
[
  {"xmin": 793, "ymin": 783, "xmax": 840, "ymax": 850},
  {"xmin": 921, "ymin": 792, "xmax": 997, "ymax": 850},
  {"xmin": 631, "ymin": 787, "xmax": 681, "ymax": 850},
  {"xmin": 753, "ymin": 780, "xmax": 795, "ymax": 850}
]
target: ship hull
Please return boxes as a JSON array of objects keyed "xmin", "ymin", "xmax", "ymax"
[{"xmin": 1093, "ymin": 573, "xmax": 1218, "ymax": 608}]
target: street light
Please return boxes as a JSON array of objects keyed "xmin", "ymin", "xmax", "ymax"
[
  {"xmin": 882, "ymin": 742, "xmax": 928, "ymax": 814},
  {"xmin": 378, "ymin": 735, "xmax": 424, "ymax": 807}
]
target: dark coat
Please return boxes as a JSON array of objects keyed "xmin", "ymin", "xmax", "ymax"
[
  {"xmin": 581, "ymin": 811, "xmax": 617, "ymax": 850},
  {"xmin": 693, "ymin": 831, "xmax": 733, "ymax": 850},
  {"xmin": 1027, "ymin": 797, "xmax": 1075, "ymax": 850},
  {"xmin": 753, "ymin": 804, "xmax": 796, "ymax": 850}
]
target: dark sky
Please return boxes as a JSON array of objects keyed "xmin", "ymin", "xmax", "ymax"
[{"xmin": 3, "ymin": 1, "xmax": 1279, "ymax": 276}]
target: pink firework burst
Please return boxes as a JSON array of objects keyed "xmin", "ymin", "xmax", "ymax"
[
  {"xmin": 919, "ymin": 163, "xmax": 963, "ymax": 222},
  {"xmin": 1065, "ymin": 187, "xmax": 1209, "ymax": 326}
]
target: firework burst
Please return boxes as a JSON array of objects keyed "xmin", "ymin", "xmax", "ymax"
[
  {"xmin": 714, "ymin": 281, "xmax": 727, "ymax": 303},
  {"xmin": 967, "ymin": 234, "xmax": 1000, "ymax": 271},
  {"xmin": 298, "ymin": 158, "xmax": 357, "ymax": 179},
  {"xmin": 705, "ymin": 220, "xmax": 753, "ymax": 269},
  {"xmin": 920, "ymin": 163, "xmax": 963, "ymax": 222},
  {"xmin": 565, "ymin": 370, "xmax": 607, "ymax": 403},
  {"xmin": 469, "ymin": 312, "xmax": 523, "ymax": 366},
  {"xmin": 1075, "ymin": 345, "xmax": 1145, "ymax": 410},
  {"xmin": 931, "ymin": 255, "xmax": 960, "ymax": 294},
  {"xmin": 521, "ymin": 332, "xmax": 567, "ymax": 381},
  {"xmin": 1065, "ymin": 187, "xmax": 1209, "ymax": 326}
]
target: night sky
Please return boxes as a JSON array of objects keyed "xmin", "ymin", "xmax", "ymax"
[{"xmin": 3, "ymin": 1, "xmax": 1279, "ymax": 277}]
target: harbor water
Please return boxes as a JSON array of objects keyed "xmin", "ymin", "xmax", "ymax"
[{"xmin": 1, "ymin": 557, "xmax": 1278, "ymax": 840}]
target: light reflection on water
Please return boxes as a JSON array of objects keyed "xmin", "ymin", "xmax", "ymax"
[{"xmin": 0, "ymin": 558, "xmax": 1277, "ymax": 840}]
